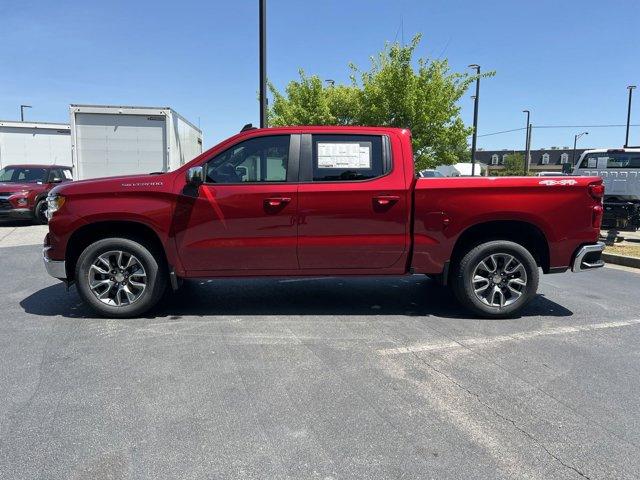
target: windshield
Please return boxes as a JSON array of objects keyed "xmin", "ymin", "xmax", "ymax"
[
  {"xmin": 0, "ymin": 167, "xmax": 48, "ymax": 184},
  {"xmin": 579, "ymin": 152, "xmax": 640, "ymax": 169}
]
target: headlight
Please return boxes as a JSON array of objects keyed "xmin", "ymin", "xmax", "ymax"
[{"xmin": 46, "ymin": 194, "xmax": 66, "ymax": 219}]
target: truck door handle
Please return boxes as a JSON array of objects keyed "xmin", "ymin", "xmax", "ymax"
[
  {"xmin": 264, "ymin": 197, "xmax": 291, "ymax": 208},
  {"xmin": 373, "ymin": 195, "xmax": 400, "ymax": 206}
]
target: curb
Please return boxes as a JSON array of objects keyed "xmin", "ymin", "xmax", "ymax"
[{"xmin": 602, "ymin": 252, "xmax": 640, "ymax": 269}]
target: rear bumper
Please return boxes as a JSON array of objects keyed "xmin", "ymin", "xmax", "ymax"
[
  {"xmin": 43, "ymin": 246, "xmax": 66, "ymax": 280},
  {"xmin": 571, "ymin": 242, "xmax": 605, "ymax": 272}
]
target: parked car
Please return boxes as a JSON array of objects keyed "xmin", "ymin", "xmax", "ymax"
[
  {"xmin": 0, "ymin": 164, "xmax": 73, "ymax": 224},
  {"xmin": 43, "ymin": 126, "xmax": 605, "ymax": 318},
  {"xmin": 418, "ymin": 169, "xmax": 444, "ymax": 178}
]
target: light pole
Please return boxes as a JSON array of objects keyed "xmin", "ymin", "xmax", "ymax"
[
  {"xmin": 522, "ymin": 110, "xmax": 530, "ymax": 174},
  {"xmin": 20, "ymin": 105, "xmax": 32, "ymax": 122},
  {"xmin": 324, "ymin": 79, "xmax": 335, "ymax": 87},
  {"xmin": 469, "ymin": 64, "xmax": 481, "ymax": 176},
  {"xmin": 572, "ymin": 131, "xmax": 588, "ymax": 166},
  {"xmin": 259, "ymin": 0, "xmax": 267, "ymax": 128},
  {"xmin": 625, "ymin": 85, "xmax": 636, "ymax": 148}
]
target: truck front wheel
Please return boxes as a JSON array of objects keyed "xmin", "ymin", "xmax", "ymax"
[
  {"xmin": 451, "ymin": 240, "xmax": 539, "ymax": 318},
  {"xmin": 75, "ymin": 237, "xmax": 167, "ymax": 318}
]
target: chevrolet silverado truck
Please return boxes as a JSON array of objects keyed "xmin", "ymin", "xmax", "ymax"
[
  {"xmin": 43, "ymin": 126, "xmax": 605, "ymax": 318},
  {"xmin": 0, "ymin": 164, "xmax": 73, "ymax": 224}
]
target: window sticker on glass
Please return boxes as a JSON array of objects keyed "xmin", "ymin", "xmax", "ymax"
[
  {"xmin": 597, "ymin": 157, "xmax": 608, "ymax": 169},
  {"xmin": 587, "ymin": 157, "xmax": 597, "ymax": 168},
  {"xmin": 317, "ymin": 142, "xmax": 371, "ymax": 169}
]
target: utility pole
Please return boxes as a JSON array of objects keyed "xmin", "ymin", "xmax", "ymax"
[
  {"xmin": 20, "ymin": 105, "xmax": 32, "ymax": 122},
  {"xmin": 525, "ymin": 124, "xmax": 532, "ymax": 175},
  {"xmin": 522, "ymin": 110, "xmax": 530, "ymax": 174},
  {"xmin": 259, "ymin": 0, "xmax": 267, "ymax": 128},
  {"xmin": 572, "ymin": 131, "xmax": 588, "ymax": 166},
  {"xmin": 625, "ymin": 85, "xmax": 636, "ymax": 147},
  {"xmin": 469, "ymin": 64, "xmax": 481, "ymax": 176}
]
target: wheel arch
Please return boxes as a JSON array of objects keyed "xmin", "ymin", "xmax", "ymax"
[
  {"xmin": 449, "ymin": 220, "xmax": 550, "ymax": 277},
  {"xmin": 65, "ymin": 220, "xmax": 168, "ymax": 281}
]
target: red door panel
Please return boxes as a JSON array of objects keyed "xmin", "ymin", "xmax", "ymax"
[
  {"xmin": 175, "ymin": 184, "xmax": 298, "ymax": 271},
  {"xmin": 297, "ymin": 185, "xmax": 408, "ymax": 269}
]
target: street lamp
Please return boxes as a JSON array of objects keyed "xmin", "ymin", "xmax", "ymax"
[
  {"xmin": 469, "ymin": 64, "xmax": 481, "ymax": 176},
  {"xmin": 625, "ymin": 85, "xmax": 636, "ymax": 148},
  {"xmin": 20, "ymin": 105, "xmax": 32, "ymax": 121},
  {"xmin": 259, "ymin": 0, "xmax": 267, "ymax": 128},
  {"xmin": 572, "ymin": 131, "xmax": 588, "ymax": 166},
  {"xmin": 522, "ymin": 110, "xmax": 531, "ymax": 174},
  {"xmin": 324, "ymin": 79, "xmax": 335, "ymax": 87}
]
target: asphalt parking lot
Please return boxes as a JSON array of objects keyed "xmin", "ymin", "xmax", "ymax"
[{"xmin": 1, "ymin": 222, "xmax": 640, "ymax": 479}]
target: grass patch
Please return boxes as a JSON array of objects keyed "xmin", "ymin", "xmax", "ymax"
[{"xmin": 604, "ymin": 243, "xmax": 640, "ymax": 258}]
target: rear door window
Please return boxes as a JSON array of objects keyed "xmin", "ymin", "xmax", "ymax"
[{"xmin": 310, "ymin": 135, "xmax": 388, "ymax": 182}]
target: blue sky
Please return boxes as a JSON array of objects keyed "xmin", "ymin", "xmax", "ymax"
[{"xmin": 1, "ymin": 0, "xmax": 639, "ymax": 151}]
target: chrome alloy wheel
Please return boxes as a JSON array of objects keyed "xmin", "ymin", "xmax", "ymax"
[
  {"xmin": 88, "ymin": 250, "xmax": 147, "ymax": 307},
  {"xmin": 471, "ymin": 253, "xmax": 527, "ymax": 308}
]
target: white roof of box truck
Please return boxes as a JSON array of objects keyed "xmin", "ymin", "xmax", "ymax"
[
  {"xmin": 69, "ymin": 104, "xmax": 202, "ymax": 134},
  {"xmin": 0, "ymin": 120, "xmax": 70, "ymax": 130}
]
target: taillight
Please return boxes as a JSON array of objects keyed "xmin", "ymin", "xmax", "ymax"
[
  {"xmin": 588, "ymin": 183, "xmax": 605, "ymax": 200},
  {"xmin": 592, "ymin": 205, "xmax": 603, "ymax": 228}
]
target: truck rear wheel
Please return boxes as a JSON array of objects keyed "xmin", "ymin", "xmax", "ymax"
[
  {"xmin": 451, "ymin": 240, "xmax": 539, "ymax": 318},
  {"xmin": 75, "ymin": 237, "xmax": 167, "ymax": 318}
]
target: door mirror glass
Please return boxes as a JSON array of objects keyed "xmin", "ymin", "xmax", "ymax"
[
  {"xmin": 562, "ymin": 163, "xmax": 573, "ymax": 175},
  {"xmin": 186, "ymin": 166, "xmax": 204, "ymax": 185}
]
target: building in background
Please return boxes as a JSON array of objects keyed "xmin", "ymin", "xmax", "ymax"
[
  {"xmin": 476, "ymin": 147, "xmax": 590, "ymax": 174},
  {"xmin": 0, "ymin": 120, "xmax": 71, "ymax": 168}
]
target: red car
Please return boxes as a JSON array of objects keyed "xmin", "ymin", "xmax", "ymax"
[
  {"xmin": 0, "ymin": 164, "xmax": 73, "ymax": 224},
  {"xmin": 43, "ymin": 126, "xmax": 605, "ymax": 318}
]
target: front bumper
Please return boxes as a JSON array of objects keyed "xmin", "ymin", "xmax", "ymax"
[
  {"xmin": 43, "ymin": 246, "xmax": 66, "ymax": 279},
  {"xmin": 0, "ymin": 208, "xmax": 33, "ymax": 219},
  {"xmin": 572, "ymin": 242, "xmax": 605, "ymax": 272}
]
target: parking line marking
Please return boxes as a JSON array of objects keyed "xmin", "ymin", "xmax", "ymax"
[{"xmin": 377, "ymin": 319, "xmax": 640, "ymax": 356}]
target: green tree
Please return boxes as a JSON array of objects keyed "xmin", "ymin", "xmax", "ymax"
[
  {"xmin": 495, "ymin": 153, "xmax": 526, "ymax": 176},
  {"xmin": 268, "ymin": 34, "xmax": 493, "ymax": 170}
]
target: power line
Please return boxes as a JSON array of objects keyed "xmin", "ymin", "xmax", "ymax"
[
  {"xmin": 535, "ymin": 124, "xmax": 640, "ymax": 129},
  {"xmin": 478, "ymin": 127, "xmax": 526, "ymax": 138},
  {"xmin": 476, "ymin": 123, "xmax": 640, "ymax": 138}
]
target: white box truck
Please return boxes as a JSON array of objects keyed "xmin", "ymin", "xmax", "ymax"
[
  {"xmin": 0, "ymin": 120, "xmax": 72, "ymax": 168},
  {"xmin": 70, "ymin": 105, "xmax": 203, "ymax": 180}
]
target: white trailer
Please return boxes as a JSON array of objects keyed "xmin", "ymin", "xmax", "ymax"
[
  {"xmin": 0, "ymin": 120, "xmax": 71, "ymax": 168},
  {"xmin": 435, "ymin": 162, "xmax": 488, "ymax": 177},
  {"xmin": 70, "ymin": 105, "xmax": 203, "ymax": 180}
]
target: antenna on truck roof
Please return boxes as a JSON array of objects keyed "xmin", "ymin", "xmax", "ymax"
[{"xmin": 241, "ymin": 123, "xmax": 257, "ymax": 132}]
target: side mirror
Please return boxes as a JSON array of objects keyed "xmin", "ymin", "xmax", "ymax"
[
  {"xmin": 186, "ymin": 166, "xmax": 204, "ymax": 186},
  {"xmin": 562, "ymin": 163, "xmax": 573, "ymax": 175},
  {"xmin": 50, "ymin": 177, "xmax": 63, "ymax": 184}
]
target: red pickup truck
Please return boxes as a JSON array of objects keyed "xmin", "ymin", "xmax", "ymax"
[{"xmin": 43, "ymin": 126, "xmax": 605, "ymax": 318}]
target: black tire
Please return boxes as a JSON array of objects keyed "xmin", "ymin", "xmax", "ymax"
[
  {"xmin": 451, "ymin": 240, "xmax": 539, "ymax": 318},
  {"xmin": 34, "ymin": 198, "xmax": 49, "ymax": 224},
  {"xmin": 75, "ymin": 237, "xmax": 167, "ymax": 318}
]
